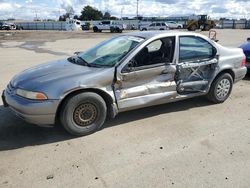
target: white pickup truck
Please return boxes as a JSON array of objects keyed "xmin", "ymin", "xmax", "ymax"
[{"xmin": 93, "ymin": 21, "xmax": 124, "ymax": 33}]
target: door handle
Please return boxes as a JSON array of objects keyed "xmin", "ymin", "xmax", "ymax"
[
  {"xmin": 161, "ymin": 69, "xmax": 169, "ymax": 74},
  {"xmin": 161, "ymin": 65, "xmax": 176, "ymax": 74}
]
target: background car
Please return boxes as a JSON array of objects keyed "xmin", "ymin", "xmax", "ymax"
[
  {"xmin": 239, "ymin": 38, "xmax": 250, "ymax": 70},
  {"xmin": 166, "ymin": 21, "xmax": 183, "ymax": 29},
  {"xmin": 0, "ymin": 22, "xmax": 11, "ymax": 30},
  {"xmin": 140, "ymin": 22, "xmax": 169, "ymax": 31},
  {"xmin": 0, "ymin": 22, "xmax": 23, "ymax": 30},
  {"xmin": 93, "ymin": 20, "xmax": 124, "ymax": 33}
]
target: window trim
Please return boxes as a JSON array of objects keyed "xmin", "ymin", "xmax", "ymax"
[
  {"xmin": 122, "ymin": 62, "xmax": 166, "ymax": 73},
  {"xmin": 178, "ymin": 35, "xmax": 217, "ymax": 63},
  {"xmin": 121, "ymin": 37, "xmax": 176, "ymax": 73}
]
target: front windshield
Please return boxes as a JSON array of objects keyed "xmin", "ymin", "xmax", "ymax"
[{"xmin": 78, "ymin": 35, "xmax": 144, "ymax": 67}]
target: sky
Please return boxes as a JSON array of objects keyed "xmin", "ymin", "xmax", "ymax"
[{"xmin": 0, "ymin": 0, "xmax": 250, "ymax": 20}]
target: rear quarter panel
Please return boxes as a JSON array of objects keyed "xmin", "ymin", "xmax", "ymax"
[{"xmin": 215, "ymin": 43, "xmax": 247, "ymax": 82}]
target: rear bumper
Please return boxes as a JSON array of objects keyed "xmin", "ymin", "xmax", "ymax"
[
  {"xmin": 246, "ymin": 61, "xmax": 250, "ymax": 69},
  {"xmin": 234, "ymin": 67, "xmax": 247, "ymax": 83},
  {"xmin": 2, "ymin": 90, "xmax": 59, "ymax": 125}
]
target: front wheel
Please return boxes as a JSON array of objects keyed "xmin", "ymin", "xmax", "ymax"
[
  {"xmin": 60, "ymin": 92, "xmax": 107, "ymax": 136},
  {"xmin": 110, "ymin": 27, "xmax": 114, "ymax": 33},
  {"xmin": 203, "ymin": 25, "xmax": 210, "ymax": 31},
  {"xmin": 206, "ymin": 73, "xmax": 233, "ymax": 103},
  {"xmin": 190, "ymin": 25, "xmax": 197, "ymax": 31}
]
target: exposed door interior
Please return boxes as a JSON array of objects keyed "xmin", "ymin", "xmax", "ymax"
[{"xmin": 176, "ymin": 36, "xmax": 218, "ymax": 94}]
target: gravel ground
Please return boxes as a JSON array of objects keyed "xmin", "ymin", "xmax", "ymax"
[{"xmin": 0, "ymin": 29, "xmax": 250, "ymax": 188}]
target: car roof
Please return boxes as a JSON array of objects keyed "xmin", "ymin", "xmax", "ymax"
[{"xmin": 124, "ymin": 31, "xmax": 200, "ymax": 39}]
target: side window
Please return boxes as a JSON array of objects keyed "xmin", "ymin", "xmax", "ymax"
[
  {"xmin": 179, "ymin": 36, "xmax": 216, "ymax": 62},
  {"xmin": 102, "ymin": 21, "xmax": 110, "ymax": 25},
  {"xmin": 149, "ymin": 23, "xmax": 155, "ymax": 27},
  {"xmin": 129, "ymin": 37, "xmax": 176, "ymax": 69},
  {"xmin": 147, "ymin": 40, "xmax": 162, "ymax": 52},
  {"xmin": 156, "ymin": 23, "xmax": 161, "ymax": 26}
]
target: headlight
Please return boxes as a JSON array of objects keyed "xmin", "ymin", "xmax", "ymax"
[{"xmin": 16, "ymin": 89, "xmax": 48, "ymax": 100}]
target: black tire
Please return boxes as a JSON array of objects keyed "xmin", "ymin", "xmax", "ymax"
[
  {"xmin": 93, "ymin": 26, "xmax": 98, "ymax": 32},
  {"xmin": 115, "ymin": 28, "xmax": 122, "ymax": 33},
  {"xmin": 206, "ymin": 73, "xmax": 233, "ymax": 103},
  {"xmin": 190, "ymin": 25, "xmax": 197, "ymax": 31},
  {"xmin": 142, "ymin": 28, "xmax": 147, "ymax": 31},
  {"xmin": 60, "ymin": 92, "xmax": 107, "ymax": 136},
  {"xmin": 203, "ymin": 25, "xmax": 210, "ymax": 31}
]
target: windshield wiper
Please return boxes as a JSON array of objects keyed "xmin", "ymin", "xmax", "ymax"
[
  {"xmin": 77, "ymin": 56, "xmax": 113, "ymax": 68},
  {"xmin": 90, "ymin": 63, "xmax": 113, "ymax": 68},
  {"xmin": 76, "ymin": 56, "xmax": 93, "ymax": 67},
  {"xmin": 68, "ymin": 56, "xmax": 93, "ymax": 67}
]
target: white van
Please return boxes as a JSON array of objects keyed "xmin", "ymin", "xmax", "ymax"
[{"xmin": 65, "ymin": 18, "xmax": 82, "ymax": 31}]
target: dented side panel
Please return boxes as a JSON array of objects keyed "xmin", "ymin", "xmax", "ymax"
[
  {"xmin": 115, "ymin": 64, "xmax": 177, "ymax": 111},
  {"xmin": 176, "ymin": 58, "xmax": 218, "ymax": 93}
]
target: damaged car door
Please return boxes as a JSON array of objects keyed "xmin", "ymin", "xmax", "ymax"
[
  {"xmin": 115, "ymin": 37, "xmax": 177, "ymax": 111},
  {"xmin": 176, "ymin": 36, "xmax": 218, "ymax": 94}
]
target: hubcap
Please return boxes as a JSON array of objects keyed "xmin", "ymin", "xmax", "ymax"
[
  {"xmin": 73, "ymin": 103, "xmax": 97, "ymax": 127},
  {"xmin": 216, "ymin": 79, "xmax": 231, "ymax": 99}
]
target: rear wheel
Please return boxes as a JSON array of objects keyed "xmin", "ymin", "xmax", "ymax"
[
  {"xmin": 60, "ymin": 92, "xmax": 107, "ymax": 136},
  {"xmin": 206, "ymin": 73, "xmax": 233, "ymax": 103},
  {"xmin": 93, "ymin": 26, "xmax": 98, "ymax": 32}
]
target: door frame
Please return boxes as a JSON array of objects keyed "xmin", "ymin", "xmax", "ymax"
[
  {"xmin": 175, "ymin": 34, "xmax": 220, "ymax": 94},
  {"xmin": 116, "ymin": 35, "xmax": 178, "ymax": 75},
  {"xmin": 114, "ymin": 35, "xmax": 179, "ymax": 111}
]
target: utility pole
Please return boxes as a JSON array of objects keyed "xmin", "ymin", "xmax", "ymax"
[
  {"xmin": 121, "ymin": 7, "xmax": 124, "ymax": 19},
  {"xmin": 136, "ymin": 0, "xmax": 139, "ymax": 18}
]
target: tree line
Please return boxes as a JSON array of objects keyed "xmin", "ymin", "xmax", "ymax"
[{"xmin": 59, "ymin": 5, "xmax": 119, "ymax": 21}]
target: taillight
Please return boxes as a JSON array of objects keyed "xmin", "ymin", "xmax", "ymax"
[{"xmin": 241, "ymin": 57, "xmax": 246, "ymax": 67}]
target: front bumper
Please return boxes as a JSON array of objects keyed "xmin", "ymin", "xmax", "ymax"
[{"xmin": 2, "ymin": 89, "xmax": 59, "ymax": 125}]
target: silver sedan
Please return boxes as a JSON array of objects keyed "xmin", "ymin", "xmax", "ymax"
[{"xmin": 2, "ymin": 31, "xmax": 247, "ymax": 136}]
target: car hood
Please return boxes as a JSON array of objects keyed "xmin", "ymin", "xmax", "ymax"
[{"xmin": 11, "ymin": 58, "xmax": 108, "ymax": 89}]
